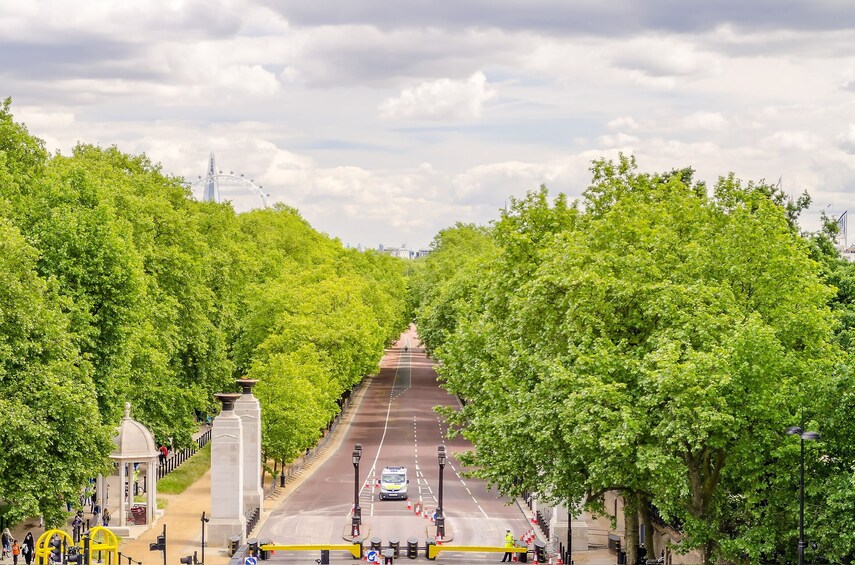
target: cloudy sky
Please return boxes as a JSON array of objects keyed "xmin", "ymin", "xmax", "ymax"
[{"xmin": 3, "ymin": 1, "xmax": 855, "ymax": 249}]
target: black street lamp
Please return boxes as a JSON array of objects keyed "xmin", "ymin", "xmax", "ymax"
[
  {"xmin": 200, "ymin": 511, "xmax": 209, "ymax": 565},
  {"xmin": 436, "ymin": 445, "xmax": 446, "ymax": 538},
  {"xmin": 786, "ymin": 426, "xmax": 820, "ymax": 565},
  {"xmin": 567, "ymin": 509, "xmax": 573, "ymax": 565},
  {"xmin": 352, "ymin": 444, "xmax": 362, "ymax": 537}
]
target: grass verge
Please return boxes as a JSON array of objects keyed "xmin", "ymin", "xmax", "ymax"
[{"xmin": 157, "ymin": 443, "xmax": 211, "ymax": 495}]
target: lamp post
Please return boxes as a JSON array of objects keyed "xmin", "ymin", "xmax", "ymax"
[
  {"xmin": 436, "ymin": 445, "xmax": 446, "ymax": 538},
  {"xmin": 352, "ymin": 444, "xmax": 362, "ymax": 537},
  {"xmin": 200, "ymin": 511, "xmax": 209, "ymax": 565},
  {"xmin": 786, "ymin": 426, "xmax": 820, "ymax": 565},
  {"xmin": 567, "ymin": 509, "xmax": 573, "ymax": 565}
]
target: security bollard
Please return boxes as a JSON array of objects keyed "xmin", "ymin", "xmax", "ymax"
[
  {"xmin": 228, "ymin": 536, "xmax": 242, "ymax": 557},
  {"xmin": 516, "ymin": 541, "xmax": 528, "ymax": 563},
  {"xmin": 320, "ymin": 550, "xmax": 330, "ymax": 565},
  {"xmin": 247, "ymin": 538, "xmax": 259, "ymax": 557},
  {"xmin": 258, "ymin": 539, "xmax": 271, "ymax": 561},
  {"xmin": 352, "ymin": 538, "xmax": 364, "ymax": 560},
  {"xmin": 406, "ymin": 538, "xmax": 419, "ymax": 559},
  {"xmin": 533, "ymin": 540, "xmax": 547, "ymax": 564},
  {"xmin": 371, "ymin": 537, "xmax": 382, "ymax": 552},
  {"xmin": 425, "ymin": 538, "xmax": 436, "ymax": 561},
  {"xmin": 389, "ymin": 538, "xmax": 400, "ymax": 558},
  {"xmin": 382, "ymin": 548, "xmax": 394, "ymax": 565}
]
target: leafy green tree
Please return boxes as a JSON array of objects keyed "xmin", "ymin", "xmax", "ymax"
[
  {"xmin": 419, "ymin": 157, "xmax": 842, "ymax": 564},
  {"xmin": 0, "ymin": 217, "xmax": 113, "ymax": 526},
  {"xmin": 0, "ymin": 99, "xmax": 410, "ymax": 526}
]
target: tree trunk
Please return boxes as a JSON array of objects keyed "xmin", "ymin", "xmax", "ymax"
[
  {"xmin": 639, "ymin": 496, "xmax": 655, "ymax": 560},
  {"xmin": 625, "ymin": 500, "xmax": 639, "ymax": 565}
]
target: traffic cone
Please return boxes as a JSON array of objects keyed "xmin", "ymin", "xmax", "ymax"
[
  {"xmin": 436, "ymin": 535, "xmax": 442, "ymax": 546},
  {"xmin": 531, "ymin": 516, "xmax": 537, "ymax": 525},
  {"xmin": 556, "ymin": 557, "xmax": 564, "ymax": 565},
  {"xmin": 512, "ymin": 551, "xmax": 518, "ymax": 563},
  {"xmin": 406, "ymin": 500, "xmax": 412, "ymax": 511}
]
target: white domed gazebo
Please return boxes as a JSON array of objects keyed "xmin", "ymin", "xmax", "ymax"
[{"xmin": 96, "ymin": 402, "xmax": 160, "ymax": 531}]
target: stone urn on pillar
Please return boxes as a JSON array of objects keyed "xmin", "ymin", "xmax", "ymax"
[{"xmin": 207, "ymin": 393, "xmax": 247, "ymax": 548}]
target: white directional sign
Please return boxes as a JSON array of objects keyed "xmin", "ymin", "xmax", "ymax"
[
  {"xmin": 366, "ymin": 550, "xmax": 378, "ymax": 564},
  {"xmin": 245, "ymin": 557, "xmax": 257, "ymax": 565}
]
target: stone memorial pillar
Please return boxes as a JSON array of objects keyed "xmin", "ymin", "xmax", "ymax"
[
  {"xmin": 233, "ymin": 379, "xmax": 264, "ymax": 515},
  {"xmin": 208, "ymin": 393, "xmax": 246, "ymax": 548}
]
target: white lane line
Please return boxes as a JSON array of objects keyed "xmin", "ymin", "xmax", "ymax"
[
  {"xmin": 477, "ymin": 504, "xmax": 488, "ymax": 518},
  {"xmin": 354, "ymin": 337, "xmax": 406, "ymax": 517}
]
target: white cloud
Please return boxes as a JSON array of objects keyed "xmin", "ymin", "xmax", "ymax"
[
  {"xmin": 681, "ymin": 111, "xmax": 728, "ymax": 131},
  {"xmin": 378, "ymin": 71, "xmax": 496, "ymax": 121},
  {"xmin": 598, "ymin": 133, "xmax": 640, "ymax": 149},
  {"xmin": 613, "ymin": 36, "xmax": 722, "ymax": 80},
  {"xmin": 764, "ymin": 130, "xmax": 823, "ymax": 151},
  {"xmin": 4, "ymin": 1, "xmax": 855, "ymax": 247},
  {"xmin": 607, "ymin": 116, "xmax": 641, "ymax": 130},
  {"xmin": 837, "ymin": 125, "xmax": 855, "ymax": 153}
]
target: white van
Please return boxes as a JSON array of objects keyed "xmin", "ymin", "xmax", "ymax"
[{"xmin": 378, "ymin": 466, "xmax": 408, "ymax": 500}]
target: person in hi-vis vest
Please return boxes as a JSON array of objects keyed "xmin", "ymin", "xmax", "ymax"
[{"xmin": 501, "ymin": 529, "xmax": 514, "ymax": 562}]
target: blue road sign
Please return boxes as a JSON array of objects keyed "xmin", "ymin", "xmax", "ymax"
[
  {"xmin": 366, "ymin": 550, "xmax": 378, "ymax": 563},
  {"xmin": 245, "ymin": 557, "xmax": 257, "ymax": 565}
]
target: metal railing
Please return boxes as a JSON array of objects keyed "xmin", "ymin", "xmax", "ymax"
[
  {"xmin": 536, "ymin": 510, "xmax": 550, "ymax": 540},
  {"xmin": 245, "ymin": 507, "xmax": 260, "ymax": 536},
  {"xmin": 263, "ymin": 381, "xmax": 363, "ymax": 496},
  {"xmin": 156, "ymin": 428, "xmax": 212, "ymax": 480}
]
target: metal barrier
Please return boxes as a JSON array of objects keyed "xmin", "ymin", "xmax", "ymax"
[
  {"xmin": 259, "ymin": 544, "xmax": 362, "ymax": 558},
  {"xmin": 427, "ymin": 545, "xmax": 528, "ymax": 560}
]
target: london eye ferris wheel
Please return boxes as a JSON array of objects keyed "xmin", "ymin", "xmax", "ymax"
[{"xmin": 188, "ymin": 153, "xmax": 270, "ymax": 209}]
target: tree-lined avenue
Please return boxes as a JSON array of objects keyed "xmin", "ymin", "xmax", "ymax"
[{"xmin": 258, "ymin": 327, "xmax": 529, "ymax": 560}]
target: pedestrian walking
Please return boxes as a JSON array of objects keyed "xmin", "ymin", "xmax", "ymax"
[
  {"xmin": 1, "ymin": 528, "xmax": 12, "ymax": 559},
  {"xmin": 92, "ymin": 499, "xmax": 101, "ymax": 525},
  {"xmin": 22, "ymin": 534, "xmax": 33, "ymax": 565},
  {"xmin": 501, "ymin": 529, "xmax": 514, "ymax": 562},
  {"xmin": 11, "ymin": 540, "xmax": 19, "ymax": 565}
]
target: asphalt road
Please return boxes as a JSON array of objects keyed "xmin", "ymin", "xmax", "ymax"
[{"xmin": 258, "ymin": 327, "xmax": 531, "ymax": 563}]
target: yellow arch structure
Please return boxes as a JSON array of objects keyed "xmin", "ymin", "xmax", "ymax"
[
  {"xmin": 36, "ymin": 530, "xmax": 73, "ymax": 565},
  {"xmin": 87, "ymin": 527, "xmax": 119, "ymax": 565},
  {"xmin": 35, "ymin": 527, "xmax": 118, "ymax": 565}
]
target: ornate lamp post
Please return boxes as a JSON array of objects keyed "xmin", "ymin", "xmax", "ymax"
[
  {"xmin": 436, "ymin": 446, "xmax": 446, "ymax": 538},
  {"xmin": 352, "ymin": 445, "xmax": 362, "ymax": 537},
  {"xmin": 786, "ymin": 426, "xmax": 820, "ymax": 565}
]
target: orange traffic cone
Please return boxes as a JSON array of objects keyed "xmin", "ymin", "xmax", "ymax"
[
  {"xmin": 556, "ymin": 557, "xmax": 564, "ymax": 565},
  {"xmin": 436, "ymin": 535, "xmax": 442, "ymax": 546},
  {"xmin": 531, "ymin": 516, "xmax": 537, "ymax": 525},
  {"xmin": 406, "ymin": 500, "xmax": 412, "ymax": 511},
  {"xmin": 512, "ymin": 551, "xmax": 518, "ymax": 563}
]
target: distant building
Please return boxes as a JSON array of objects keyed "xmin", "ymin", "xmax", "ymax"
[{"xmin": 377, "ymin": 244, "xmax": 432, "ymax": 259}]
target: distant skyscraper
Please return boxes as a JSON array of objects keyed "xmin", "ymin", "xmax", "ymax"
[{"xmin": 202, "ymin": 153, "xmax": 220, "ymax": 203}]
